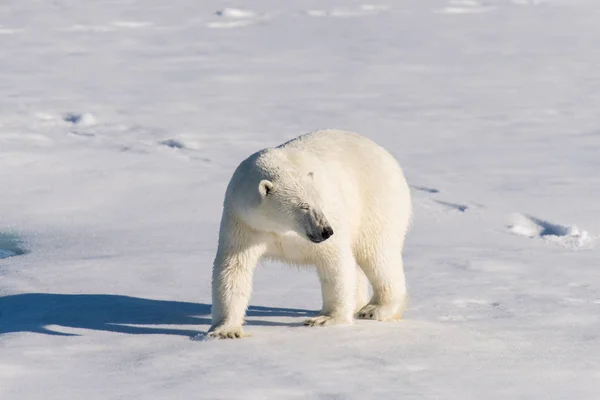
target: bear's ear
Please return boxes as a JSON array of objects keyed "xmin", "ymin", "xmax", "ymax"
[
  {"xmin": 308, "ymin": 172, "xmax": 314, "ymax": 179},
  {"xmin": 259, "ymin": 180, "xmax": 273, "ymax": 197}
]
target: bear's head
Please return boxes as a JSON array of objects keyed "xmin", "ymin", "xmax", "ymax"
[
  {"xmin": 255, "ymin": 171, "xmax": 333, "ymax": 243},
  {"xmin": 231, "ymin": 160, "xmax": 334, "ymax": 243}
]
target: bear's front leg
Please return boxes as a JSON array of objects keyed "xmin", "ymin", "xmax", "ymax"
[
  {"xmin": 304, "ymin": 246, "xmax": 357, "ymax": 327},
  {"xmin": 207, "ymin": 242, "xmax": 263, "ymax": 339}
]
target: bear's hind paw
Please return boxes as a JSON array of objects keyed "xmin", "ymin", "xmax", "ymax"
[{"xmin": 356, "ymin": 303, "xmax": 404, "ymax": 321}]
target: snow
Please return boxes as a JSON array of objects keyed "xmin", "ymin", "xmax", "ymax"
[
  {"xmin": 1, "ymin": 0, "xmax": 600, "ymax": 398},
  {"xmin": 63, "ymin": 112, "xmax": 98, "ymax": 126},
  {"xmin": 214, "ymin": 8, "xmax": 259, "ymax": 19},
  {"xmin": 0, "ymin": 250, "xmax": 16, "ymax": 259},
  {"xmin": 508, "ymin": 213, "xmax": 595, "ymax": 249}
]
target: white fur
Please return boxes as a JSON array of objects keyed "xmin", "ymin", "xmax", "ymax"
[{"xmin": 208, "ymin": 129, "xmax": 412, "ymax": 339}]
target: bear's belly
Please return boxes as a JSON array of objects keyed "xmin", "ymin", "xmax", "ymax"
[{"xmin": 265, "ymin": 233, "xmax": 314, "ymax": 266}]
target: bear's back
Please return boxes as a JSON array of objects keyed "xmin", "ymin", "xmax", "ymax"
[{"xmin": 277, "ymin": 129, "xmax": 405, "ymax": 191}]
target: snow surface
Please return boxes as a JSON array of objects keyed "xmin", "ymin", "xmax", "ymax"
[{"xmin": 1, "ymin": 0, "xmax": 600, "ymax": 398}]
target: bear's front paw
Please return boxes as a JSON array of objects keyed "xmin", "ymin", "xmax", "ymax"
[
  {"xmin": 206, "ymin": 325, "xmax": 248, "ymax": 339},
  {"xmin": 303, "ymin": 315, "xmax": 352, "ymax": 327}
]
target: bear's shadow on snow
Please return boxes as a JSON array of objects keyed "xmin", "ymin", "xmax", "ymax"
[{"xmin": 0, "ymin": 293, "xmax": 313, "ymax": 338}]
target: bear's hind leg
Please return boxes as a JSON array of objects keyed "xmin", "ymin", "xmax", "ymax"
[
  {"xmin": 356, "ymin": 249, "xmax": 407, "ymax": 321},
  {"xmin": 355, "ymin": 265, "xmax": 370, "ymax": 313}
]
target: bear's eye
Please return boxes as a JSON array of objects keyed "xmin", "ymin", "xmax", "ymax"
[{"xmin": 299, "ymin": 203, "xmax": 310, "ymax": 211}]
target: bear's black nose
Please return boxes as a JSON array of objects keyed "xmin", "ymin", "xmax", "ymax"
[{"xmin": 321, "ymin": 226, "xmax": 334, "ymax": 240}]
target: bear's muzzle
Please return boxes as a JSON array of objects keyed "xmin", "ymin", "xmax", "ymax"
[{"xmin": 307, "ymin": 225, "xmax": 334, "ymax": 243}]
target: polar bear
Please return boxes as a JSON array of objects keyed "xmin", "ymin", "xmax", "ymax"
[{"xmin": 208, "ymin": 129, "xmax": 412, "ymax": 339}]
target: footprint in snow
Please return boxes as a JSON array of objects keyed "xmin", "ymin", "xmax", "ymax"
[
  {"xmin": 158, "ymin": 137, "xmax": 203, "ymax": 151},
  {"xmin": 63, "ymin": 113, "xmax": 98, "ymax": 137},
  {"xmin": 508, "ymin": 213, "xmax": 595, "ymax": 249},
  {"xmin": 214, "ymin": 8, "xmax": 257, "ymax": 18},
  {"xmin": 415, "ymin": 198, "xmax": 472, "ymax": 216},
  {"xmin": 410, "ymin": 185, "xmax": 440, "ymax": 194},
  {"xmin": 159, "ymin": 139, "xmax": 188, "ymax": 150},
  {"xmin": 63, "ymin": 112, "xmax": 97, "ymax": 126},
  {"xmin": 208, "ymin": 8, "xmax": 267, "ymax": 29},
  {"xmin": 435, "ymin": 200, "xmax": 469, "ymax": 213},
  {"xmin": 158, "ymin": 137, "xmax": 211, "ymax": 162},
  {"xmin": 410, "ymin": 184, "xmax": 471, "ymax": 214}
]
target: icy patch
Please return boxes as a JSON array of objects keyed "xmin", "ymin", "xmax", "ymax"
[
  {"xmin": 508, "ymin": 213, "xmax": 595, "ymax": 249},
  {"xmin": 63, "ymin": 113, "xmax": 97, "ymax": 126},
  {"xmin": 0, "ymin": 233, "xmax": 28, "ymax": 259}
]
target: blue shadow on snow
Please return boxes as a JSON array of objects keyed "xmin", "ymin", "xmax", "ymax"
[
  {"xmin": 0, "ymin": 232, "xmax": 29, "ymax": 259},
  {"xmin": 0, "ymin": 293, "xmax": 314, "ymax": 338}
]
